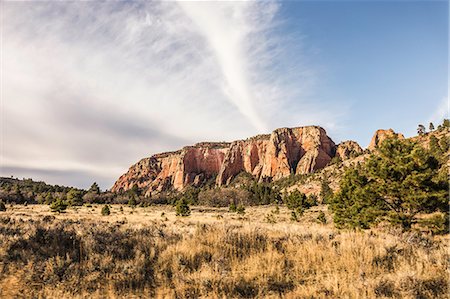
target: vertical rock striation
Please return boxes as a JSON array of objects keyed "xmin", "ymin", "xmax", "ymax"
[{"xmin": 111, "ymin": 126, "xmax": 337, "ymax": 193}]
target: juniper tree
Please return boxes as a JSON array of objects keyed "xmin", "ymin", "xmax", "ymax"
[
  {"xmin": 417, "ymin": 124, "xmax": 426, "ymax": 135},
  {"xmin": 175, "ymin": 197, "xmax": 191, "ymax": 216}
]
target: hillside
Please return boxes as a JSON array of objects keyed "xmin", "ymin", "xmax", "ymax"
[{"xmin": 112, "ymin": 126, "xmax": 363, "ymax": 195}]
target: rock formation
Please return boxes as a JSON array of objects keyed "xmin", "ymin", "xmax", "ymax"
[
  {"xmin": 368, "ymin": 129, "xmax": 405, "ymax": 150},
  {"xmin": 336, "ymin": 140, "xmax": 363, "ymax": 160},
  {"xmin": 111, "ymin": 126, "xmax": 338, "ymax": 194}
]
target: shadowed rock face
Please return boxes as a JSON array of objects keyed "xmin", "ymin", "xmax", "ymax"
[
  {"xmin": 368, "ymin": 129, "xmax": 405, "ymax": 151},
  {"xmin": 111, "ymin": 126, "xmax": 337, "ymax": 193}
]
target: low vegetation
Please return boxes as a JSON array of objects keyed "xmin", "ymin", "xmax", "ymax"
[{"xmin": 0, "ymin": 211, "xmax": 447, "ymax": 298}]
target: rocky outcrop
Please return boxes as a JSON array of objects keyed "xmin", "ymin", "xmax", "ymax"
[
  {"xmin": 368, "ymin": 129, "xmax": 405, "ymax": 150},
  {"xmin": 112, "ymin": 143, "xmax": 229, "ymax": 193},
  {"xmin": 336, "ymin": 140, "xmax": 363, "ymax": 160},
  {"xmin": 216, "ymin": 127, "xmax": 336, "ymax": 185},
  {"xmin": 112, "ymin": 126, "xmax": 337, "ymax": 194}
]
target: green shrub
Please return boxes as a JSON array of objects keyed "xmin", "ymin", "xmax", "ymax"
[
  {"xmin": 175, "ymin": 198, "xmax": 190, "ymax": 217},
  {"xmin": 67, "ymin": 188, "xmax": 84, "ymax": 206},
  {"xmin": 101, "ymin": 205, "xmax": 111, "ymax": 216},
  {"xmin": 128, "ymin": 196, "xmax": 137, "ymax": 208},
  {"xmin": 419, "ymin": 213, "xmax": 449, "ymax": 235},
  {"xmin": 317, "ymin": 211, "xmax": 327, "ymax": 224},
  {"xmin": 229, "ymin": 202, "xmax": 237, "ymax": 212},
  {"xmin": 50, "ymin": 198, "xmax": 68, "ymax": 213}
]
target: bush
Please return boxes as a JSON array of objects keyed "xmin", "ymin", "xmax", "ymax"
[
  {"xmin": 175, "ymin": 198, "xmax": 190, "ymax": 217},
  {"xmin": 317, "ymin": 211, "xmax": 327, "ymax": 224},
  {"xmin": 128, "ymin": 196, "xmax": 137, "ymax": 208},
  {"xmin": 50, "ymin": 198, "xmax": 68, "ymax": 213},
  {"xmin": 229, "ymin": 202, "xmax": 237, "ymax": 212},
  {"xmin": 419, "ymin": 213, "xmax": 449, "ymax": 235},
  {"xmin": 101, "ymin": 205, "xmax": 111, "ymax": 216},
  {"xmin": 66, "ymin": 188, "xmax": 84, "ymax": 206}
]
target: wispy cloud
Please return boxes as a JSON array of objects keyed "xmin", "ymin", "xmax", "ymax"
[
  {"xmin": 428, "ymin": 96, "xmax": 448, "ymax": 125},
  {"xmin": 1, "ymin": 1, "xmax": 336, "ymax": 188}
]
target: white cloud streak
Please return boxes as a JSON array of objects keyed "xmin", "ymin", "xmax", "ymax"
[
  {"xmin": 428, "ymin": 97, "xmax": 449, "ymax": 125},
  {"xmin": 1, "ymin": 1, "xmax": 338, "ymax": 188}
]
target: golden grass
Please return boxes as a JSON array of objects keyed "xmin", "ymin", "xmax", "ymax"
[{"xmin": 0, "ymin": 204, "xmax": 448, "ymax": 298}]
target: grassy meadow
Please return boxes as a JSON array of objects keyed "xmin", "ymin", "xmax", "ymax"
[{"xmin": 0, "ymin": 204, "xmax": 448, "ymax": 298}]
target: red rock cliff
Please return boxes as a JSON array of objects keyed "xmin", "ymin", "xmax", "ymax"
[
  {"xmin": 368, "ymin": 129, "xmax": 405, "ymax": 150},
  {"xmin": 111, "ymin": 126, "xmax": 337, "ymax": 193}
]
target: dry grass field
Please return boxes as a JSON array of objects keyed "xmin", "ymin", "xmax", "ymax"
[{"xmin": 0, "ymin": 204, "xmax": 448, "ymax": 298}]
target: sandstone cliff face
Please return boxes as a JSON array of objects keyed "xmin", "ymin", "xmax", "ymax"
[
  {"xmin": 216, "ymin": 127, "xmax": 336, "ymax": 185},
  {"xmin": 111, "ymin": 126, "xmax": 337, "ymax": 193},
  {"xmin": 336, "ymin": 140, "xmax": 363, "ymax": 160},
  {"xmin": 368, "ymin": 129, "xmax": 405, "ymax": 150}
]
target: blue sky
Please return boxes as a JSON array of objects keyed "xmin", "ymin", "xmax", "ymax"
[
  {"xmin": 279, "ymin": 0, "xmax": 448, "ymax": 145},
  {"xmin": 1, "ymin": 1, "xmax": 448, "ymax": 189}
]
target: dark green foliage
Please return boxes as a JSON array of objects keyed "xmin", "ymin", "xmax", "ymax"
[
  {"xmin": 317, "ymin": 211, "xmax": 327, "ymax": 224},
  {"xmin": 331, "ymin": 137, "xmax": 448, "ymax": 230},
  {"xmin": 130, "ymin": 184, "xmax": 140, "ymax": 196},
  {"xmin": 329, "ymin": 156, "xmax": 342, "ymax": 165},
  {"xmin": 101, "ymin": 205, "xmax": 111, "ymax": 216},
  {"xmin": 229, "ymin": 202, "xmax": 237, "ymax": 212},
  {"xmin": 181, "ymin": 187, "xmax": 200, "ymax": 205},
  {"xmin": 0, "ymin": 201, "xmax": 6, "ymax": 212},
  {"xmin": 50, "ymin": 198, "xmax": 68, "ymax": 213},
  {"xmin": 89, "ymin": 182, "xmax": 101, "ymax": 194},
  {"xmin": 66, "ymin": 188, "xmax": 84, "ymax": 206},
  {"xmin": 306, "ymin": 194, "xmax": 318, "ymax": 207},
  {"xmin": 128, "ymin": 196, "xmax": 137, "ymax": 208},
  {"xmin": 418, "ymin": 213, "xmax": 449, "ymax": 235},
  {"xmin": 320, "ymin": 175, "xmax": 333, "ymax": 204},
  {"xmin": 175, "ymin": 198, "xmax": 190, "ymax": 216},
  {"xmin": 244, "ymin": 182, "xmax": 281, "ymax": 205},
  {"xmin": 0, "ymin": 177, "xmax": 79, "ymax": 204},
  {"xmin": 284, "ymin": 190, "xmax": 317, "ymax": 211},
  {"xmin": 417, "ymin": 124, "xmax": 426, "ymax": 135},
  {"xmin": 284, "ymin": 190, "xmax": 306, "ymax": 210}
]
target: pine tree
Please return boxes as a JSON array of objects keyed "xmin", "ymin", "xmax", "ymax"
[
  {"xmin": 331, "ymin": 138, "xmax": 448, "ymax": 229},
  {"xmin": 417, "ymin": 124, "xmax": 426, "ymax": 135},
  {"xmin": 89, "ymin": 182, "xmax": 101, "ymax": 194},
  {"xmin": 429, "ymin": 122, "xmax": 435, "ymax": 131}
]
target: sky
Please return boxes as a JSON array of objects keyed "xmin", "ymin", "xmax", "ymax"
[{"xmin": 1, "ymin": 0, "xmax": 448, "ymax": 190}]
